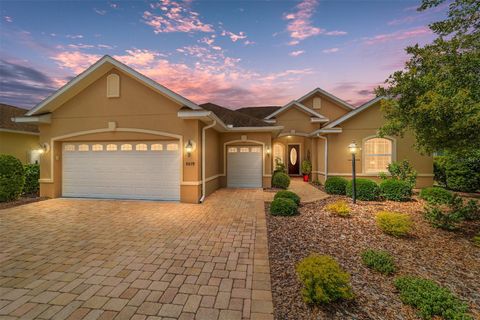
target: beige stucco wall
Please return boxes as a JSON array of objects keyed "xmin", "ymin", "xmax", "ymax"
[
  {"xmin": 324, "ymin": 101, "xmax": 433, "ymax": 188},
  {"xmin": 204, "ymin": 126, "xmax": 222, "ymax": 196},
  {"xmin": 275, "ymin": 107, "xmax": 320, "ymax": 134},
  {"xmin": 0, "ymin": 131, "xmax": 39, "ymax": 163},
  {"xmin": 218, "ymin": 132, "xmax": 273, "ymax": 188},
  {"xmin": 300, "ymin": 93, "xmax": 349, "ymax": 122},
  {"xmin": 38, "ymin": 68, "xmax": 202, "ymax": 203}
]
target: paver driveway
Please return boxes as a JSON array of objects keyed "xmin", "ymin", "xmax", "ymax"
[{"xmin": 0, "ymin": 189, "xmax": 273, "ymax": 320}]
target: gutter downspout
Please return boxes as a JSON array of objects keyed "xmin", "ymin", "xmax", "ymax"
[
  {"xmin": 199, "ymin": 119, "xmax": 217, "ymax": 203},
  {"xmin": 317, "ymin": 134, "xmax": 328, "ymax": 180}
]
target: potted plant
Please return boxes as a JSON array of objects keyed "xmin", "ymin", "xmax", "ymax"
[{"xmin": 301, "ymin": 159, "xmax": 312, "ymax": 182}]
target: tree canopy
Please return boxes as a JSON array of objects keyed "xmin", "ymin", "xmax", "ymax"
[{"xmin": 376, "ymin": 0, "xmax": 480, "ymax": 155}]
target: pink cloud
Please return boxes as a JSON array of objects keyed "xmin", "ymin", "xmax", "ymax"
[
  {"xmin": 322, "ymin": 47, "xmax": 339, "ymax": 53},
  {"xmin": 142, "ymin": 0, "xmax": 214, "ymax": 34},
  {"xmin": 324, "ymin": 30, "xmax": 347, "ymax": 36},
  {"xmin": 284, "ymin": 0, "xmax": 322, "ymax": 42},
  {"xmin": 363, "ymin": 26, "xmax": 432, "ymax": 45},
  {"xmin": 289, "ymin": 50, "xmax": 305, "ymax": 57},
  {"xmin": 221, "ymin": 30, "xmax": 247, "ymax": 42},
  {"xmin": 49, "ymin": 48, "xmax": 312, "ymax": 107}
]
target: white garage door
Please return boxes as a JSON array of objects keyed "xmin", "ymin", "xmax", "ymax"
[
  {"xmin": 62, "ymin": 141, "xmax": 180, "ymax": 201},
  {"xmin": 227, "ymin": 145, "xmax": 262, "ymax": 188}
]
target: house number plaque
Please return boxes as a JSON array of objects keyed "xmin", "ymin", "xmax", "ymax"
[{"xmin": 186, "ymin": 161, "xmax": 196, "ymax": 166}]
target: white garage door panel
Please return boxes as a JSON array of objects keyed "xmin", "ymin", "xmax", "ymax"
[
  {"xmin": 62, "ymin": 141, "xmax": 180, "ymax": 200},
  {"xmin": 227, "ymin": 146, "xmax": 262, "ymax": 188}
]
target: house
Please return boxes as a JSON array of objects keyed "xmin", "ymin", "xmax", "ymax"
[
  {"xmin": 0, "ymin": 104, "xmax": 40, "ymax": 163},
  {"xmin": 14, "ymin": 55, "xmax": 433, "ymax": 203}
]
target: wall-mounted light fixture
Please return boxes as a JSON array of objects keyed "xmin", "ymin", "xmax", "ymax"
[
  {"xmin": 266, "ymin": 146, "xmax": 271, "ymax": 155},
  {"xmin": 185, "ymin": 140, "xmax": 193, "ymax": 157},
  {"xmin": 40, "ymin": 142, "xmax": 50, "ymax": 154}
]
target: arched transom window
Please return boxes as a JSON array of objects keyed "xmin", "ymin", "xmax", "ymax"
[{"xmin": 363, "ymin": 137, "xmax": 393, "ymax": 173}]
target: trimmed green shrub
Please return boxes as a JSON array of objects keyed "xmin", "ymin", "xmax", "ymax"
[
  {"xmin": 376, "ymin": 211, "xmax": 412, "ymax": 237},
  {"xmin": 424, "ymin": 194, "xmax": 479, "ymax": 230},
  {"xmin": 23, "ymin": 163, "xmax": 40, "ymax": 196},
  {"xmin": 324, "ymin": 177, "xmax": 348, "ymax": 195},
  {"xmin": 394, "ymin": 276, "xmax": 472, "ymax": 320},
  {"xmin": 433, "ymin": 156, "xmax": 448, "ymax": 187},
  {"xmin": 301, "ymin": 159, "xmax": 312, "ymax": 175},
  {"xmin": 346, "ymin": 178, "xmax": 380, "ymax": 201},
  {"xmin": 361, "ymin": 249, "xmax": 396, "ymax": 275},
  {"xmin": 296, "ymin": 254, "xmax": 354, "ymax": 304},
  {"xmin": 273, "ymin": 158, "xmax": 287, "ymax": 175},
  {"xmin": 444, "ymin": 151, "xmax": 480, "ymax": 192},
  {"xmin": 274, "ymin": 190, "xmax": 300, "ymax": 206},
  {"xmin": 380, "ymin": 179, "xmax": 412, "ymax": 201},
  {"xmin": 272, "ymin": 172, "xmax": 290, "ymax": 189},
  {"xmin": 419, "ymin": 187, "xmax": 453, "ymax": 205},
  {"xmin": 270, "ymin": 198, "xmax": 297, "ymax": 216},
  {"xmin": 325, "ymin": 200, "xmax": 351, "ymax": 217},
  {"xmin": 380, "ymin": 160, "xmax": 417, "ymax": 188},
  {"xmin": 0, "ymin": 154, "xmax": 25, "ymax": 202}
]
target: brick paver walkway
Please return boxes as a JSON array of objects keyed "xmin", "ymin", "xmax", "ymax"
[
  {"xmin": 0, "ymin": 189, "xmax": 273, "ymax": 320},
  {"xmin": 264, "ymin": 178, "xmax": 329, "ymax": 203}
]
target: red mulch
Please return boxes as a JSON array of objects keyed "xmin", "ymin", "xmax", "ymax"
[
  {"xmin": 266, "ymin": 196, "xmax": 480, "ymax": 320},
  {"xmin": 0, "ymin": 196, "xmax": 48, "ymax": 210}
]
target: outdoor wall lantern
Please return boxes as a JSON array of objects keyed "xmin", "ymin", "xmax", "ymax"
[
  {"xmin": 266, "ymin": 146, "xmax": 271, "ymax": 155},
  {"xmin": 185, "ymin": 140, "xmax": 193, "ymax": 157},
  {"xmin": 39, "ymin": 142, "xmax": 50, "ymax": 154},
  {"xmin": 348, "ymin": 141, "xmax": 358, "ymax": 204}
]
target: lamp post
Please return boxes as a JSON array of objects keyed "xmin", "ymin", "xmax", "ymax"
[{"xmin": 348, "ymin": 142, "xmax": 358, "ymax": 204}]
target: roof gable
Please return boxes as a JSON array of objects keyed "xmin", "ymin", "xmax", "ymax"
[
  {"xmin": 26, "ymin": 55, "xmax": 201, "ymax": 116},
  {"xmin": 297, "ymin": 87, "xmax": 354, "ymax": 111},
  {"xmin": 264, "ymin": 101, "xmax": 328, "ymax": 120},
  {"xmin": 323, "ymin": 96, "xmax": 384, "ymax": 129}
]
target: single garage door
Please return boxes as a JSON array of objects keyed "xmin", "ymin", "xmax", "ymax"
[
  {"xmin": 62, "ymin": 141, "xmax": 180, "ymax": 200},
  {"xmin": 227, "ymin": 145, "xmax": 262, "ymax": 188}
]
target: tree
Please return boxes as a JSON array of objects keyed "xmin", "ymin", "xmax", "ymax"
[{"xmin": 376, "ymin": 0, "xmax": 480, "ymax": 155}]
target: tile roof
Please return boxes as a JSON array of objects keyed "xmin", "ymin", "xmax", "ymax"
[
  {"xmin": 200, "ymin": 103, "xmax": 272, "ymax": 127},
  {"xmin": 235, "ymin": 106, "xmax": 281, "ymax": 119},
  {"xmin": 0, "ymin": 104, "xmax": 39, "ymax": 133}
]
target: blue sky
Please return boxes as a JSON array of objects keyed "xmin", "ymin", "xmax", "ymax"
[{"xmin": 0, "ymin": 0, "xmax": 448, "ymax": 109}]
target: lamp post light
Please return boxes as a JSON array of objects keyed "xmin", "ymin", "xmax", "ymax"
[{"xmin": 348, "ymin": 142, "xmax": 358, "ymax": 204}]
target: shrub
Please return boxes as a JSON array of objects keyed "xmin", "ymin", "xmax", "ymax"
[
  {"xmin": 301, "ymin": 159, "xmax": 312, "ymax": 175},
  {"xmin": 419, "ymin": 187, "xmax": 453, "ymax": 205},
  {"xmin": 433, "ymin": 156, "xmax": 448, "ymax": 187},
  {"xmin": 0, "ymin": 154, "xmax": 25, "ymax": 202},
  {"xmin": 296, "ymin": 254, "xmax": 354, "ymax": 304},
  {"xmin": 274, "ymin": 190, "xmax": 300, "ymax": 206},
  {"xmin": 394, "ymin": 276, "xmax": 472, "ymax": 320},
  {"xmin": 376, "ymin": 211, "xmax": 412, "ymax": 237},
  {"xmin": 325, "ymin": 200, "xmax": 351, "ymax": 217},
  {"xmin": 346, "ymin": 178, "xmax": 380, "ymax": 201},
  {"xmin": 361, "ymin": 249, "xmax": 396, "ymax": 275},
  {"xmin": 270, "ymin": 198, "xmax": 297, "ymax": 216},
  {"xmin": 380, "ymin": 179, "xmax": 412, "ymax": 201},
  {"xmin": 273, "ymin": 158, "xmax": 286, "ymax": 175},
  {"xmin": 23, "ymin": 163, "xmax": 40, "ymax": 196},
  {"xmin": 424, "ymin": 194, "xmax": 479, "ymax": 230},
  {"xmin": 324, "ymin": 177, "xmax": 348, "ymax": 195},
  {"xmin": 444, "ymin": 151, "xmax": 480, "ymax": 192},
  {"xmin": 380, "ymin": 160, "xmax": 417, "ymax": 188},
  {"xmin": 272, "ymin": 172, "xmax": 290, "ymax": 189}
]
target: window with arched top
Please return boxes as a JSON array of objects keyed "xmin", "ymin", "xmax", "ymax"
[
  {"xmin": 120, "ymin": 144, "xmax": 132, "ymax": 151},
  {"xmin": 136, "ymin": 144, "xmax": 148, "ymax": 151},
  {"xmin": 273, "ymin": 143, "xmax": 285, "ymax": 165},
  {"xmin": 363, "ymin": 137, "xmax": 394, "ymax": 173},
  {"xmin": 78, "ymin": 144, "xmax": 89, "ymax": 152},
  {"xmin": 106, "ymin": 73, "xmax": 120, "ymax": 98},
  {"xmin": 151, "ymin": 144, "xmax": 163, "ymax": 151},
  {"xmin": 92, "ymin": 144, "xmax": 103, "ymax": 151},
  {"xmin": 106, "ymin": 144, "xmax": 117, "ymax": 151}
]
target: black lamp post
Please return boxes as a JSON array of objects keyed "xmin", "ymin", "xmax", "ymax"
[{"xmin": 348, "ymin": 142, "xmax": 358, "ymax": 204}]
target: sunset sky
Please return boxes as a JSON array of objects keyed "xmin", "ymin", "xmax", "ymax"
[{"xmin": 0, "ymin": 0, "xmax": 448, "ymax": 109}]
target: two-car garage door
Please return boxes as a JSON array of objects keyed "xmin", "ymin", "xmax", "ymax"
[{"xmin": 62, "ymin": 141, "xmax": 180, "ymax": 201}]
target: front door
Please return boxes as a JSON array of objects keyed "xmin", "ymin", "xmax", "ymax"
[{"xmin": 288, "ymin": 144, "xmax": 300, "ymax": 175}]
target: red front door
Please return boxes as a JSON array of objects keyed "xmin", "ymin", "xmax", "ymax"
[{"xmin": 288, "ymin": 144, "xmax": 300, "ymax": 175}]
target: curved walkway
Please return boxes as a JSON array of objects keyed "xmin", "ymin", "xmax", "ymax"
[
  {"xmin": 0, "ymin": 189, "xmax": 273, "ymax": 320},
  {"xmin": 265, "ymin": 178, "xmax": 329, "ymax": 203}
]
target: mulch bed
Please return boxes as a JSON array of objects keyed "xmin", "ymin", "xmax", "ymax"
[
  {"xmin": 266, "ymin": 196, "xmax": 480, "ymax": 320},
  {"xmin": 0, "ymin": 196, "xmax": 48, "ymax": 210}
]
